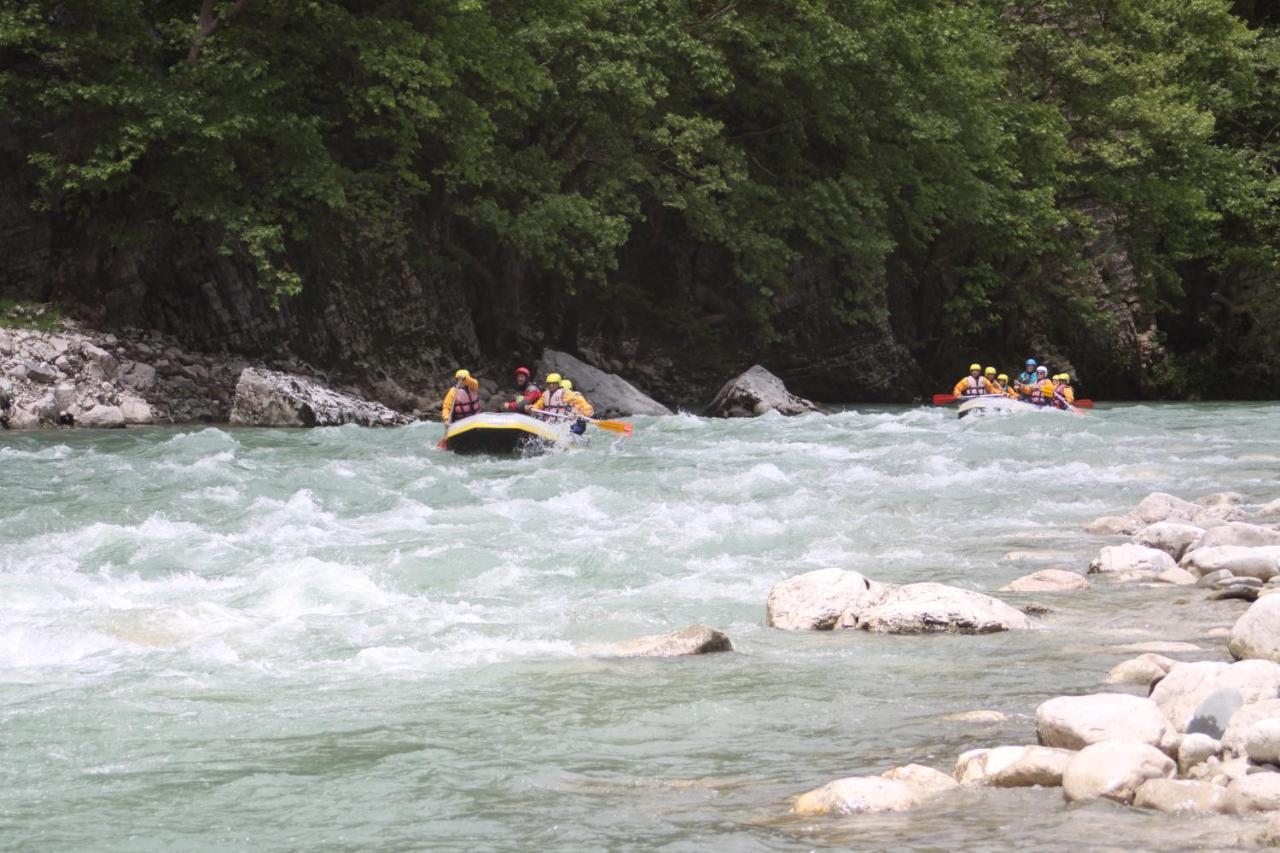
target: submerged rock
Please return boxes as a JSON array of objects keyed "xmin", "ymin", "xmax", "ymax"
[
  {"xmin": 1062, "ymin": 740, "xmax": 1175, "ymax": 804},
  {"xmin": 706, "ymin": 365, "xmax": 820, "ymax": 418},
  {"xmin": 534, "ymin": 349, "xmax": 671, "ymax": 418},
  {"xmin": 765, "ymin": 568, "xmax": 881, "ymax": 631},
  {"xmin": 792, "ymin": 776, "xmax": 920, "ymax": 816},
  {"xmin": 1105, "ymin": 654, "xmax": 1175, "ymax": 686},
  {"xmin": 879, "ymin": 764, "xmax": 958, "ymax": 798},
  {"xmin": 1086, "ymin": 515, "xmax": 1139, "ymax": 536},
  {"xmin": 586, "ymin": 624, "xmax": 732, "ymax": 658},
  {"xmin": 944, "ymin": 710, "xmax": 1008, "ymax": 724},
  {"xmin": 1035, "ymin": 693, "xmax": 1168, "ymax": 750},
  {"xmin": 999, "ymin": 569, "xmax": 1090, "ymax": 593},
  {"xmin": 1231, "ymin": 596, "xmax": 1280, "ymax": 663},
  {"xmin": 229, "ymin": 368, "xmax": 408, "ymax": 428},
  {"xmin": 837, "ymin": 582, "xmax": 1032, "ymax": 634}
]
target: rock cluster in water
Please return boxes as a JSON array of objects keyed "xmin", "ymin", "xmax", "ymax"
[{"xmin": 780, "ymin": 490, "xmax": 1280, "ymax": 843}]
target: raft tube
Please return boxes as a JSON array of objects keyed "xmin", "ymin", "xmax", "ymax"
[
  {"xmin": 957, "ymin": 395, "xmax": 1067, "ymax": 419},
  {"xmin": 440, "ymin": 412, "xmax": 568, "ymax": 455}
]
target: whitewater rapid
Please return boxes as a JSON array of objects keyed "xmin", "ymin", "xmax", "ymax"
[{"xmin": 2, "ymin": 404, "xmax": 1277, "ymax": 849}]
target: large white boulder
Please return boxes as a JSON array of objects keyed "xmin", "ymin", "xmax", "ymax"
[
  {"xmin": 1244, "ymin": 718, "xmax": 1280, "ymax": 765},
  {"xmin": 1231, "ymin": 596, "xmax": 1280, "ymax": 663},
  {"xmin": 954, "ymin": 745, "xmax": 1073, "ymax": 788},
  {"xmin": 1199, "ymin": 522, "xmax": 1280, "ymax": 550},
  {"xmin": 118, "ymin": 395, "xmax": 153, "ymax": 425},
  {"xmin": 838, "ymin": 583, "xmax": 1032, "ymax": 634},
  {"xmin": 706, "ymin": 365, "xmax": 820, "ymax": 418},
  {"xmin": 229, "ymin": 367, "xmax": 408, "ymax": 427},
  {"xmin": 766, "ymin": 568, "xmax": 882, "ymax": 631},
  {"xmin": 1062, "ymin": 740, "xmax": 1175, "ymax": 804},
  {"xmin": 1086, "ymin": 515, "xmax": 1139, "ymax": 535},
  {"xmin": 1132, "ymin": 522, "xmax": 1205, "ymax": 560},
  {"xmin": 1036, "ymin": 693, "xmax": 1168, "ymax": 750},
  {"xmin": 78, "ymin": 404, "xmax": 125, "ymax": 429},
  {"xmin": 534, "ymin": 349, "xmax": 672, "ymax": 418},
  {"xmin": 1182, "ymin": 545, "xmax": 1280, "ymax": 577},
  {"xmin": 1150, "ymin": 660, "xmax": 1280, "ymax": 732},
  {"xmin": 1133, "ymin": 492, "xmax": 1200, "ymax": 525},
  {"xmin": 792, "ymin": 776, "xmax": 920, "ymax": 816},
  {"xmin": 584, "ymin": 624, "xmax": 732, "ymax": 658},
  {"xmin": 1132, "ymin": 778, "xmax": 1227, "ymax": 814},
  {"xmin": 1177, "ymin": 733, "xmax": 1222, "ymax": 775},
  {"xmin": 1088, "ymin": 544, "xmax": 1177, "ymax": 575},
  {"xmin": 999, "ymin": 569, "xmax": 1090, "ymax": 593}
]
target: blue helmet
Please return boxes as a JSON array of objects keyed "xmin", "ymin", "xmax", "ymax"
[{"xmin": 1025, "ymin": 358, "xmax": 1037, "ymax": 368}]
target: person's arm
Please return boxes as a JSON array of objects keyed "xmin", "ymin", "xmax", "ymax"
[
  {"xmin": 441, "ymin": 387, "xmax": 457, "ymax": 423},
  {"xmin": 952, "ymin": 378, "xmax": 968, "ymax": 396}
]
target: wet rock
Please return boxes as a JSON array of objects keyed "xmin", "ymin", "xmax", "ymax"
[
  {"xmin": 1086, "ymin": 515, "xmax": 1138, "ymax": 536},
  {"xmin": 1197, "ymin": 569, "xmax": 1234, "ymax": 588},
  {"xmin": 838, "ymin": 582, "xmax": 1032, "ymax": 634},
  {"xmin": 706, "ymin": 365, "xmax": 820, "ymax": 418},
  {"xmin": 1105, "ymin": 654, "xmax": 1175, "ymax": 686},
  {"xmin": 879, "ymin": 764, "xmax": 958, "ymax": 798},
  {"xmin": 1062, "ymin": 740, "xmax": 1175, "ymax": 804},
  {"xmin": 534, "ymin": 350, "xmax": 672, "ymax": 418},
  {"xmin": 999, "ymin": 569, "xmax": 1090, "ymax": 593},
  {"xmin": 1088, "ymin": 544, "xmax": 1177, "ymax": 575},
  {"xmin": 1226, "ymin": 773, "xmax": 1280, "ymax": 813},
  {"xmin": 1200, "ymin": 523, "xmax": 1280, "ymax": 550},
  {"xmin": 1178, "ymin": 733, "xmax": 1222, "ymax": 775},
  {"xmin": 1232, "ymin": 597, "xmax": 1280, "ymax": 663},
  {"xmin": 229, "ymin": 368, "xmax": 409, "ymax": 428},
  {"xmin": 1132, "ymin": 778, "xmax": 1227, "ymax": 814},
  {"xmin": 587, "ymin": 625, "xmax": 732, "ymax": 658},
  {"xmin": 1036, "ymin": 693, "xmax": 1168, "ymax": 750},
  {"xmin": 1133, "ymin": 522, "xmax": 1205, "ymax": 561},
  {"xmin": 1151, "ymin": 661, "xmax": 1280, "ymax": 732},
  {"xmin": 1222, "ymin": 699, "xmax": 1280, "ymax": 756},
  {"xmin": 766, "ymin": 568, "xmax": 883, "ymax": 631},
  {"xmin": 80, "ymin": 343, "xmax": 118, "ymax": 381},
  {"xmin": 954, "ymin": 745, "xmax": 1073, "ymax": 787},
  {"xmin": 77, "ymin": 404, "xmax": 125, "ymax": 429},
  {"xmin": 792, "ymin": 776, "xmax": 920, "ymax": 815}
]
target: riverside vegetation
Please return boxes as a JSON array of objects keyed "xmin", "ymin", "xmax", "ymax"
[{"xmin": 2, "ymin": 1, "xmax": 1279, "ymax": 404}]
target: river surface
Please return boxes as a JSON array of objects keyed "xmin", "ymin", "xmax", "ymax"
[{"xmin": 2, "ymin": 404, "xmax": 1278, "ymax": 851}]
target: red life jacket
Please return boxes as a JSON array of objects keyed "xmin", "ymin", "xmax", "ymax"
[
  {"xmin": 452, "ymin": 386, "xmax": 480, "ymax": 419},
  {"xmin": 1028, "ymin": 380, "xmax": 1048, "ymax": 405}
]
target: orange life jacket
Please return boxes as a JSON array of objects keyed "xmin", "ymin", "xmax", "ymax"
[{"xmin": 452, "ymin": 386, "xmax": 480, "ymax": 419}]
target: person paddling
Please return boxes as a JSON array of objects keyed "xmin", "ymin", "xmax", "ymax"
[
  {"xmin": 531, "ymin": 373, "xmax": 569, "ymax": 419},
  {"xmin": 1052, "ymin": 374, "xmax": 1075, "ymax": 409},
  {"xmin": 441, "ymin": 369, "xmax": 481, "ymax": 425},
  {"xmin": 558, "ymin": 379, "xmax": 594, "ymax": 435},
  {"xmin": 503, "ymin": 366, "xmax": 542, "ymax": 413},
  {"xmin": 953, "ymin": 363, "xmax": 996, "ymax": 398}
]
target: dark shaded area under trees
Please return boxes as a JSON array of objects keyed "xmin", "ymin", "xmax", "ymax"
[{"xmin": 1, "ymin": 0, "xmax": 1278, "ymax": 405}]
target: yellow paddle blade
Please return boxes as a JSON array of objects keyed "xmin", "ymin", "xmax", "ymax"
[{"xmin": 593, "ymin": 419, "xmax": 633, "ymax": 435}]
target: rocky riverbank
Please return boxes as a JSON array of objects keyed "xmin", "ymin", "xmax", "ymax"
[{"xmin": 770, "ymin": 490, "xmax": 1280, "ymax": 845}]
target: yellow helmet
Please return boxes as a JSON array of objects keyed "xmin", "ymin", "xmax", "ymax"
[
  {"xmin": 997, "ymin": 373, "xmax": 1009, "ymax": 382},
  {"xmin": 984, "ymin": 366, "xmax": 996, "ymax": 375},
  {"xmin": 969, "ymin": 363, "xmax": 981, "ymax": 372},
  {"xmin": 546, "ymin": 373, "xmax": 562, "ymax": 385},
  {"xmin": 454, "ymin": 369, "xmax": 471, "ymax": 380},
  {"xmin": 559, "ymin": 379, "xmax": 573, "ymax": 390}
]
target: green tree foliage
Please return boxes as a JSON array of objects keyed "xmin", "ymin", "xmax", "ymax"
[{"xmin": 1, "ymin": 1, "xmax": 1276, "ymax": 394}]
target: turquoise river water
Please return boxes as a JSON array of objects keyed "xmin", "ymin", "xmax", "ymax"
[{"xmin": 2, "ymin": 404, "xmax": 1278, "ymax": 851}]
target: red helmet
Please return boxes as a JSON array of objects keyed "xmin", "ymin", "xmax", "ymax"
[{"xmin": 515, "ymin": 366, "xmax": 531, "ymax": 377}]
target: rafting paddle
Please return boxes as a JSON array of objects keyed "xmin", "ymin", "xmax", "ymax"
[
  {"xmin": 1073, "ymin": 399, "xmax": 1094, "ymax": 408},
  {"xmin": 932, "ymin": 394, "xmax": 957, "ymax": 405},
  {"xmin": 539, "ymin": 410, "xmax": 635, "ymax": 435}
]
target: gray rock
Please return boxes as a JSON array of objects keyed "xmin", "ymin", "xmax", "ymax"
[
  {"xmin": 80, "ymin": 343, "xmax": 118, "ymax": 381},
  {"xmin": 1197, "ymin": 569, "xmax": 1234, "ymax": 588},
  {"xmin": 0, "ymin": 331, "xmax": 13, "ymax": 355},
  {"xmin": 1187, "ymin": 688, "xmax": 1244, "ymax": 739},
  {"xmin": 1213, "ymin": 586, "xmax": 1260, "ymax": 603},
  {"xmin": 24, "ymin": 360, "xmax": 58, "ymax": 383},
  {"xmin": 118, "ymin": 396, "xmax": 152, "ymax": 425},
  {"xmin": 533, "ymin": 350, "xmax": 671, "ymax": 418},
  {"xmin": 229, "ymin": 368, "xmax": 409, "ymax": 428},
  {"xmin": 30, "ymin": 394, "xmax": 56, "ymax": 423},
  {"xmin": 123, "ymin": 362, "xmax": 157, "ymax": 392},
  {"xmin": 705, "ymin": 364, "xmax": 820, "ymax": 418},
  {"xmin": 585, "ymin": 625, "xmax": 732, "ymax": 657},
  {"xmin": 78, "ymin": 404, "xmax": 126, "ymax": 429},
  {"xmin": 52, "ymin": 381, "xmax": 77, "ymax": 412}
]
